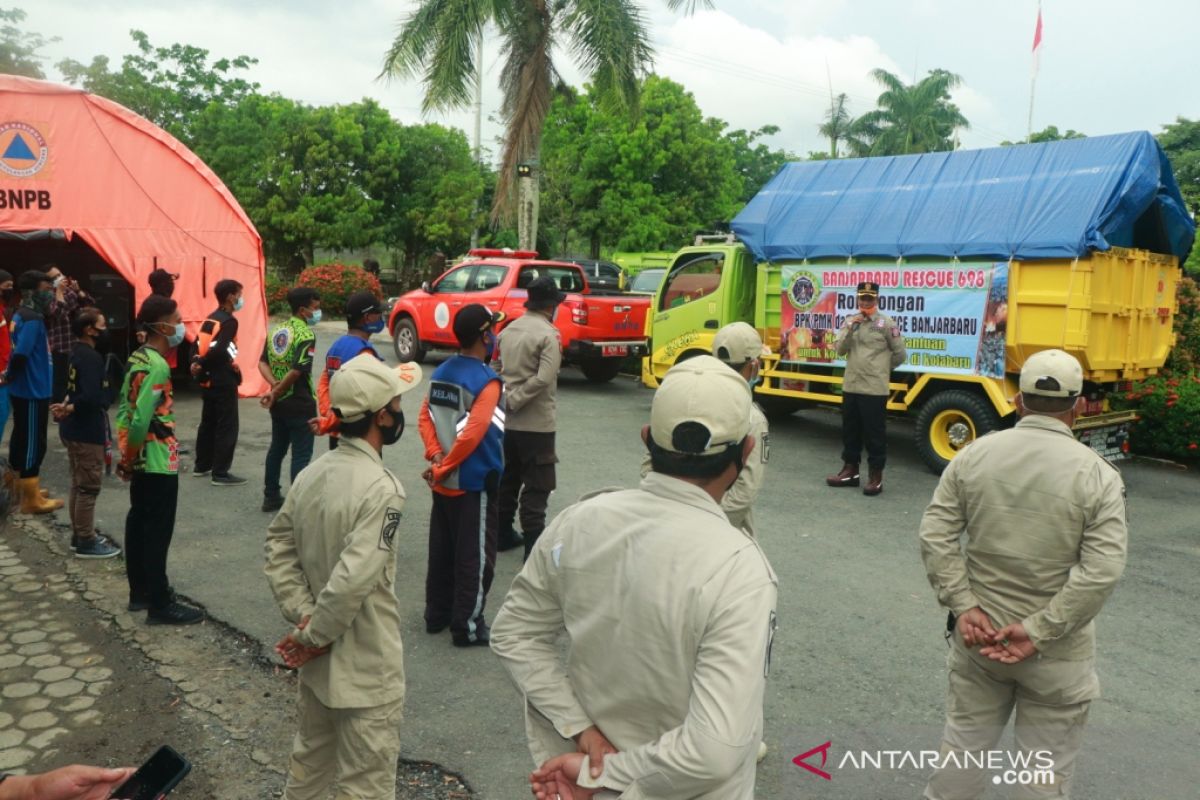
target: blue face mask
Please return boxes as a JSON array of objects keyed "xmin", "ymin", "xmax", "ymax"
[
  {"xmin": 167, "ymin": 322, "xmax": 185, "ymax": 348},
  {"xmin": 233, "ymin": 296, "xmax": 244, "ymax": 312},
  {"xmin": 307, "ymin": 308, "xmax": 322, "ymax": 326},
  {"xmin": 362, "ymin": 318, "xmax": 386, "ymax": 334}
]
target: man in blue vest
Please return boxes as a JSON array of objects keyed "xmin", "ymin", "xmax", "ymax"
[{"xmin": 418, "ymin": 304, "xmax": 506, "ymax": 647}]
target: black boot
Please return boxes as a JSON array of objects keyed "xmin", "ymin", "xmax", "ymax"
[
  {"xmin": 262, "ymin": 492, "xmax": 284, "ymax": 512},
  {"xmin": 497, "ymin": 522, "xmax": 524, "ymax": 553}
]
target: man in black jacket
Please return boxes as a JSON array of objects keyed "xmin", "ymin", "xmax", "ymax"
[
  {"xmin": 52, "ymin": 307, "xmax": 120, "ymax": 559},
  {"xmin": 192, "ymin": 279, "xmax": 245, "ymax": 485}
]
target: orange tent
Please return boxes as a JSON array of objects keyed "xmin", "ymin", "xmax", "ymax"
[{"xmin": 0, "ymin": 75, "xmax": 267, "ymax": 395}]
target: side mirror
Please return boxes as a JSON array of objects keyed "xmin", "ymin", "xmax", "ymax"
[{"xmin": 421, "ymin": 281, "xmax": 432, "ymax": 293}]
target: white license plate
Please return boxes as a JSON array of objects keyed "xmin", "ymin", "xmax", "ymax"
[{"xmin": 601, "ymin": 345, "xmax": 629, "ymax": 357}]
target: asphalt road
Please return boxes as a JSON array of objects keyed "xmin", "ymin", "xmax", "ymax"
[{"xmin": 40, "ymin": 320, "xmax": 1200, "ymax": 799}]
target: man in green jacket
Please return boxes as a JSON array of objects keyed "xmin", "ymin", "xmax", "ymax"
[{"xmin": 116, "ymin": 295, "xmax": 203, "ymax": 625}]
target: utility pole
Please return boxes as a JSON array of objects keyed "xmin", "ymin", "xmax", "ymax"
[{"xmin": 470, "ymin": 34, "xmax": 483, "ymax": 249}]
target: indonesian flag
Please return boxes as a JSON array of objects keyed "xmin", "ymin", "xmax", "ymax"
[{"xmin": 1031, "ymin": 4, "xmax": 1043, "ymax": 75}]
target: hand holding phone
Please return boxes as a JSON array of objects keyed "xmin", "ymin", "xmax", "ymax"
[{"xmin": 109, "ymin": 745, "xmax": 191, "ymax": 799}]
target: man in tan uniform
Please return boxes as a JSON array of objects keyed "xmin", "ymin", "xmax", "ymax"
[
  {"xmin": 827, "ymin": 280, "xmax": 907, "ymax": 495},
  {"xmin": 492, "ymin": 355, "xmax": 778, "ymax": 800},
  {"xmin": 495, "ymin": 275, "xmax": 564, "ymax": 558},
  {"xmin": 919, "ymin": 348, "xmax": 1127, "ymax": 799},
  {"xmin": 264, "ymin": 356, "xmax": 423, "ymax": 800}
]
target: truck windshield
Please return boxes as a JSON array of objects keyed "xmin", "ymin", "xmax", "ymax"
[{"xmin": 659, "ymin": 254, "xmax": 724, "ymax": 310}]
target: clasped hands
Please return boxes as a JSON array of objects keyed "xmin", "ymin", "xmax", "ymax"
[
  {"xmin": 957, "ymin": 606, "xmax": 1037, "ymax": 664},
  {"xmin": 275, "ymin": 615, "xmax": 330, "ymax": 669},
  {"xmin": 527, "ymin": 725, "xmax": 617, "ymax": 800}
]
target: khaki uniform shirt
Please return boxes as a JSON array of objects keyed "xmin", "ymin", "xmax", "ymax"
[
  {"xmin": 492, "ymin": 472, "xmax": 778, "ymax": 800},
  {"xmin": 835, "ymin": 310, "xmax": 906, "ymax": 395},
  {"xmin": 496, "ymin": 312, "xmax": 562, "ymax": 432},
  {"xmin": 264, "ymin": 436, "xmax": 407, "ymax": 708},
  {"xmin": 919, "ymin": 415, "xmax": 1128, "ymax": 660}
]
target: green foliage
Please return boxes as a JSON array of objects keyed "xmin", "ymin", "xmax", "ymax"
[
  {"xmin": 817, "ymin": 93, "xmax": 854, "ymax": 159},
  {"xmin": 264, "ymin": 271, "xmax": 289, "ymax": 315},
  {"xmin": 1166, "ymin": 277, "xmax": 1200, "ymax": 372},
  {"xmin": 295, "ymin": 264, "xmax": 382, "ymax": 318},
  {"xmin": 1000, "ymin": 126, "xmax": 1086, "ymax": 146},
  {"xmin": 1157, "ymin": 117, "xmax": 1200, "ymax": 274},
  {"xmin": 57, "ymin": 30, "xmax": 259, "ymax": 144},
  {"xmin": 847, "ymin": 69, "xmax": 969, "ymax": 157},
  {"xmin": 540, "ymin": 75, "xmax": 743, "ymax": 254},
  {"xmin": 0, "ymin": 7, "xmax": 57, "ymax": 78},
  {"xmin": 1111, "ymin": 372, "xmax": 1200, "ymax": 461},
  {"xmin": 726, "ymin": 125, "xmax": 791, "ymax": 204}
]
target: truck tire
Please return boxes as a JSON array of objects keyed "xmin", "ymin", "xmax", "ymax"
[
  {"xmin": 392, "ymin": 318, "xmax": 425, "ymax": 363},
  {"xmin": 755, "ymin": 394, "xmax": 810, "ymax": 419},
  {"xmin": 579, "ymin": 358, "xmax": 624, "ymax": 383},
  {"xmin": 915, "ymin": 389, "xmax": 1000, "ymax": 474}
]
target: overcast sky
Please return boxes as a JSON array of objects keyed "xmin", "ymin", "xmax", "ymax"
[{"xmin": 23, "ymin": 0, "xmax": 1200, "ymax": 160}]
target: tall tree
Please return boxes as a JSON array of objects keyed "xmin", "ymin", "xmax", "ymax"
[
  {"xmin": 0, "ymin": 7, "xmax": 57, "ymax": 78},
  {"xmin": 817, "ymin": 93, "xmax": 853, "ymax": 159},
  {"xmin": 1158, "ymin": 117, "xmax": 1200, "ymax": 273},
  {"xmin": 380, "ymin": 0, "xmax": 707, "ymax": 237},
  {"xmin": 726, "ymin": 124, "xmax": 791, "ymax": 204},
  {"xmin": 851, "ymin": 68, "xmax": 969, "ymax": 157},
  {"xmin": 57, "ymin": 30, "xmax": 259, "ymax": 144},
  {"xmin": 1002, "ymin": 125, "xmax": 1086, "ymax": 146}
]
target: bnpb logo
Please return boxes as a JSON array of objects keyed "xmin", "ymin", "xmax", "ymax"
[{"xmin": 0, "ymin": 122, "xmax": 48, "ymax": 178}]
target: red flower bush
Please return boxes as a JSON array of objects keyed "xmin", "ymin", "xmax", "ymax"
[
  {"xmin": 1111, "ymin": 369, "xmax": 1200, "ymax": 461},
  {"xmin": 294, "ymin": 263, "xmax": 383, "ymax": 318}
]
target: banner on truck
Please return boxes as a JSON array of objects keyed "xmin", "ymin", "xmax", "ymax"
[{"xmin": 779, "ymin": 262, "xmax": 1009, "ymax": 378}]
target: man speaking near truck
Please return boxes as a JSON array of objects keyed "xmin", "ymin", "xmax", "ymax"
[
  {"xmin": 826, "ymin": 280, "xmax": 906, "ymax": 496},
  {"xmin": 918, "ymin": 348, "xmax": 1127, "ymax": 799}
]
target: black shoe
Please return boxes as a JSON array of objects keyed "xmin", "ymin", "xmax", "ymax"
[
  {"xmin": 497, "ymin": 523, "xmax": 524, "ymax": 553},
  {"xmin": 128, "ymin": 598, "xmax": 151, "ymax": 612},
  {"xmin": 211, "ymin": 473, "xmax": 247, "ymax": 486},
  {"xmin": 452, "ymin": 628, "xmax": 490, "ymax": 648},
  {"xmin": 262, "ymin": 494, "xmax": 284, "ymax": 512},
  {"xmin": 74, "ymin": 538, "xmax": 121, "ymax": 560},
  {"xmin": 192, "ymin": 468, "xmax": 211, "ymax": 478},
  {"xmin": 75, "ymin": 531, "xmax": 119, "ymax": 551},
  {"xmin": 147, "ymin": 601, "xmax": 204, "ymax": 625},
  {"xmin": 425, "ymin": 622, "xmax": 449, "ymax": 634}
]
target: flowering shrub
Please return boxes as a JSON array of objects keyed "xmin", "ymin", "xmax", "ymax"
[
  {"xmin": 1111, "ymin": 371, "xmax": 1200, "ymax": 461},
  {"xmin": 294, "ymin": 263, "xmax": 383, "ymax": 318}
]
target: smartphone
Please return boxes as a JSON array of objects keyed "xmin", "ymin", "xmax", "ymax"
[{"xmin": 110, "ymin": 745, "xmax": 192, "ymax": 800}]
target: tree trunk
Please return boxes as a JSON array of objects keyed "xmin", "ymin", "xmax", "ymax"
[{"xmin": 518, "ymin": 171, "xmax": 540, "ymax": 252}]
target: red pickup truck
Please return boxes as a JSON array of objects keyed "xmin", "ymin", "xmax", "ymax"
[{"xmin": 388, "ymin": 249, "xmax": 650, "ymax": 383}]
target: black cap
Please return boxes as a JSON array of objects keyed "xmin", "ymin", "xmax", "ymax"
[
  {"xmin": 345, "ymin": 291, "xmax": 381, "ymax": 323},
  {"xmin": 525, "ymin": 275, "xmax": 567, "ymax": 310},
  {"xmin": 453, "ymin": 303, "xmax": 505, "ymax": 347},
  {"xmin": 856, "ymin": 281, "xmax": 880, "ymax": 297}
]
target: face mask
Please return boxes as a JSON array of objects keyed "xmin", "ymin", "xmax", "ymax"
[
  {"xmin": 32, "ymin": 290, "xmax": 53, "ymax": 313},
  {"xmin": 362, "ymin": 318, "xmax": 386, "ymax": 335},
  {"xmin": 233, "ymin": 296, "xmax": 244, "ymax": 312},
  {"xmin": 1, "ymin": 288, "xmax": 14, "ymax": 302},
  {"xmin": 380, "ymin": 407, "xmax": 405, "ymax": 445},
  {"xmin": 747, "ymin": 361, "xmax": 763, "ymax": 389},
  {"xmin": 166, "ymin": 322, "xmax": 185, "ymax": 348},
  {"xmin": 484, "ymin": 330, "xmax": 497, "ymax": 361},
  {"xmin": 307, "ymin": 308, "xmax": 322, "ymax": 326},
  {"xmin": 727, "ymin": 439, "xmax": 748, "ymax": 492},
  {"xmin": 93, "ymin": 329, "xmax": 112, "ymax": 352}
]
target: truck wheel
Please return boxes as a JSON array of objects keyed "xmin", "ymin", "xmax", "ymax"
[
  {"xmin": 915, "ymin": 389, "xmax": 1000, "ymax": 474},
  {"xmin": 392, "ymin": 318, "xmax": 425, "ymax": 363},
  {"xmin": 755, "ymin": 394, "xmax": 810, "ymax": 419},
  {"xmin": 579, "ymin": 358, "xmax": 624, "ymax": 383}
]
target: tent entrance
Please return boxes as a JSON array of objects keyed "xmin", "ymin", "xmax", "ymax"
[{"xmin": 0, "ymin": 229, "xmax": 135, "ymax": 360}]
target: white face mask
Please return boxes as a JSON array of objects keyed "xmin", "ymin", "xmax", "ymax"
[{"xmin": 233, "ymin": 296, "xmax": 244, "ymax": 312}]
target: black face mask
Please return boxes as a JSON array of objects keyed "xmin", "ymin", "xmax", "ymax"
[
  {"xmin": 380, "ymin": 408, "xmax": 405, "ymax": 445},
  {"xmin": 93, "ymin": 329, "xmax": 112, "ymax": 352},
  {"xmin": 727, "ymin": 438, "xmax": 748, "ymax": 492}
]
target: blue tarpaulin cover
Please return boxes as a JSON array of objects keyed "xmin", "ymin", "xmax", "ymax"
[{"xmin": 731, "ymin": 131, "xmax": 1195, "ymax": 263}]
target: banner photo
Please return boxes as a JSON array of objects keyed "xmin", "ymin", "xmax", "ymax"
[{"xmin": 779, "ymin": 262, "xmax": 1009, "ymax": 378}]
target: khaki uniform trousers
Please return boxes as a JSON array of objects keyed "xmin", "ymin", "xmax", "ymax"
[
  {"xmin": 925, "ymin": 636, "xmax": 1099, "ymax": 800},
  {"xmin": 284, "ymin": 682, "xmax": 404, "ymax": 800}
]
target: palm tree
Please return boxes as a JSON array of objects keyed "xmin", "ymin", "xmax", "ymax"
[
  {"xmin": 817, "ymin": 93, "xmax": 853, "ymax": 159},
  {"xmin": 852, "ymin": 68, "xmax": 969, "ymax": 157},
  {"xmin": 382, "ymin": 0, "xmax": 708, "ymax": 245}
]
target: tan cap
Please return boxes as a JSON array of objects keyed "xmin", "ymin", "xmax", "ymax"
[
  {"xmin": 651, "ymin": 355, "xmax": 751, "ymax": 455},
  {"xmin": 331, "ymin": 357, "xmax": 423, "ymax": 422},
  {"xmin": 1019, "ymin": 348, "xmax": 1083, "ymax": 398},
  {"xmin": 712, "ymin": 322, "xmax": 770, "ymax": 365}
]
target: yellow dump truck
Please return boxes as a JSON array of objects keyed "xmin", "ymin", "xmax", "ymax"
[{"xmin": 642, "ymin": 133, "xmax": 1195, "ymax": 472}]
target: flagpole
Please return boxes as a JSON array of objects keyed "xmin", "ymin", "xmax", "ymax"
[{"xmin": 1028, "ymin": 0, "xmax": 1042, "ymax": 142}]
